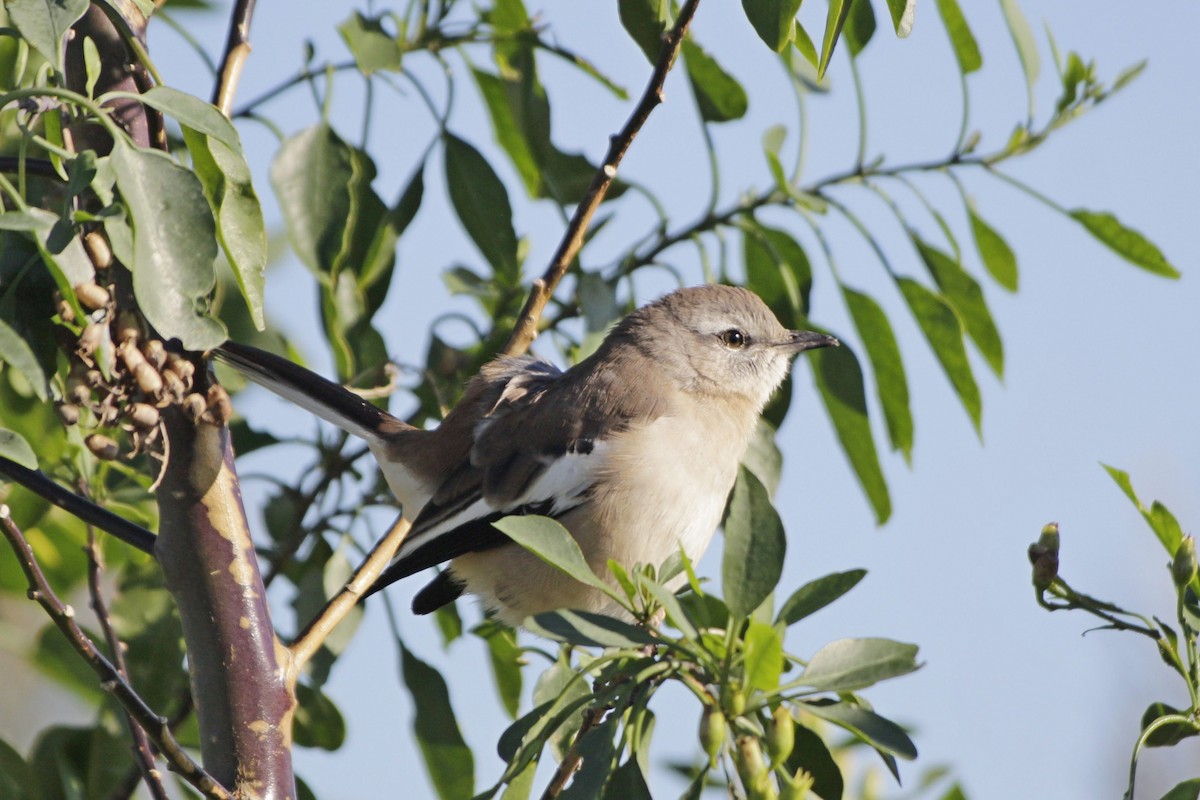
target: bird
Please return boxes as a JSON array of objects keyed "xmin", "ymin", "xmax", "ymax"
[{"xmin": 215, "ymin": 284, "xmax": 838, "ymax": 626}]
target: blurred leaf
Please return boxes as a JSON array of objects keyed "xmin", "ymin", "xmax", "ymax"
[
  {"xmin": 741, "ymin": 0, "xmax": 802, "ymax": 52},
  {"xmin": 842, "ymin": 287, "xmax": 912, "ymax": 460},
  {"xmin": 682, "ymin": 39, "xmax": 748, "ymax": 123},
  {"xmin": 999, "ymin": 0, "xmax": 1039, "ymax": 107},
  {"xmin": 817, "ymin": 0, "xmax": 854, "ymax": 78},
  {"xmin": 639, "ymin": 578, "xmax": 698, "ymax": 640},
  {"xmin": 0, "ymin": 320, "xmax": 46, "ymax": 404},
  {"xmin": 0, "ymin": 209, "xmax": 92, "ymax": 320},
  {"xmin": 29, "ymin": 726, "xmax": 89, "ymax": 800},
  {"xmin": 742, "ymin": 418, "xmax": 782, "ymax": 498},
  {"xmin": 1101, "ymin": 465, "xmax": 1184, "ymax": 557},
  {"xmin": 940, "ymin": 784, "xmax": 969, "ymax": 800},
  {"xmin": 897, "ymin": 278, "xmax": 981, "ymax": 434},
  {"xmin": 6, "ymin": 0, "xmax": 88, "ymax": 71},
  {"xmin": 787, "ymin": 722, "xmax": 844, "ymax": 800},
  {"xmin": 618, "ymin": 0, "xmax": 669, "ymax": 63},
  {"xmin": 33, "ymin": 625, "xmax": 105, "ymax": 704},
  {"xmin": 526, "ymin": 609, "xmax": 655, "ymax": 649},
  {"xmin": 109, "ymin": 562, "xmax": 187, "ymax": 710},
  {"xmin": 603, "ymin": 756, "xmax": 653, "ymax": 799},
  {"xmin": 0, "ymin": 427, "xmax": 37, "ymax": 469},
  {"xmin": 293, "ymin": 682, "xmax": 347, "ymax": 750},
  {"xmin": 811, "ymin": 343, "xmax": 891, "ymax": 523},
  {"xmin": 444, "ymin": 133, "xmax": 520, "ymax": 283},
  {"xmin": 434, "ymin": 601, "xmax": 464, "ymax": 648},
  {"xmin": 0, "ymin": 736, "xmax": 30, "ymax": 800},
  {"xmin": 494, "ymin": 515, "xmax": 616, "ymax": 597},
  {"xmin": 885, "ymin": 0, "xmax": 916, "ymax": 36},
  {"xmin": 1140, "ymin": 702, "xmax": 1199, "ymax": 748},
  {"xmin": 1160, "ymin": 779, "xmax": 1200, "ymax": 800},
  {"xmin": 723, "ymin": 467, "xmax": 786, "ymax": 618},
  {"xmin": 500, "ymin": 761, "xmax": 538, "ymax": 800},
  {"xmin": 913, "ymin": 237, "xmax": 1003, "ymax": 377},
  {"xmin": 843, "ymin": 0, "xmax": 875, "ymax": 57},
  {"xmin": 1068, "ymin": 209, "xmax": 1180, "ymax": 278},
  {"xmin": 793, "ymin": 22, "xmax": 819, "ymax": 69},
  {"xmin": 966, "ymin": 204, "xmax": 1018, "ymax": 291},
  {"xmin": 138, "ymin": 86, "xmax": 241, "ymax": 149},
  {"xmin": 182, "ymin": 127, "xmax": 267, "ymax": 330},
  {"xmin": 476, "ymin": 621, "xmax": 523, "ymax": 719},
  {"xmin": 934, "ymin": 0, "xmax": 980, "ymax": 74},
  {"xmin": 801, "ymin": 637, "xmax": 920, "ymax": 692},
  {"xmin": 111, "ymin": 141, "xmax": 225, "ymax": 349},
  {"xmin": 400, "ymin": 643, "xmax": 475, "ymax": 800},
  {"xmin": 338, "ymin": 11, "xmax": 403, "ymax": 74},
  {"xmin": 743, "ymin": 619, "xmax": 783, "ymax": 692},
  {"xmin": 561, "ymin": 716, "xmax": 620, "ymax": 799},
  {"xmin": 777, "ymin": 569, "xmax": 867, "ymax": 627},
  {"xmin": 801, "ymin": 699, "xmax": 917, "ymax": 760}
]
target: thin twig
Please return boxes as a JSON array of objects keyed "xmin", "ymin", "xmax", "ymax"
[
  {"xmin": 211, "ymin": 0, "xmax": 258, "ymax": 117},
  {"xmin": 85, "ymin": 523, "xmax": 169, "ymax": 800},
  {"xmin": 0, "ymin": 457, "xmax": 156, "ymax": 554},
  {"xmin": 287, "ymin": 515, "xmax": 412, "ymax": 680},
  {"xmin": 542, "ymin": 705, "xmax": 608, "ymax": 799},
  {"xmin": 500, "ymin": 0, "xmax": 703, "ymax": 357},
  {"xmin": 0, "ymin": 505, "xmax": 230, "ymax": 800}
]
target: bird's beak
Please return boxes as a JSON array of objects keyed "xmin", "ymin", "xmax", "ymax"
[{"xmin": 777, "ymin": 330, "xmax": 840, "ymax": 353}]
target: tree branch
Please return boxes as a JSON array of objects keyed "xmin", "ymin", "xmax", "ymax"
[
  {"xmin": 287, "ymin": 515, "xmax": 412, "ymax": 680},
  {"xmin": 501, "ymin": 0, "xmax": 703, "ymax": 357},
  {"xmin": 211, "ymin": 0, "xmax": 258, "ymax": 116},
  {"xmin": 0, "ymin": 505, "xmax": 230, "ymax": 800}
]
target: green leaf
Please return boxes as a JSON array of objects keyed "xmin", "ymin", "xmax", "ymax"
[
  {"xmin": 400, "ymin": 643, "xmax": 475, "ymax": 800},
  {"xmin": 0, "ymin": 736, "xmax": 30, "ymax": 800},
  {"xmin": 1068, "ymin": 209, "xmax": 1180, "ymax": 278},
  {"xmin": 338, "ymin": 11, "xmax": 404, "ymax": 74},
  {"xmin": 476, "ymin": 621, "xmax": 524, "ymax": 719},
  {"xmin": 0, "ymin": 319, "xmax": 48, "ymax": 401},
  {"xmin": 526, "ymin": 609, "xmax": 655, "ymax": 649},
  {"xmin": 810, "ymin": 343, "xmax": 891, "ymax": 523},
  {"xmin": 638, "ymin": 578, "xmax": 698, "ymax": 640},
  {"xmin": 817, "ymin": 0, "xmax": 855, "ymax": 78},
  {"xmin": 966, "ymin": 204, "xmax": 1018, "ymax": 291},
  {"xmin": 884, "ymin": 0, "xmax": 916, "ymax": 36},
  {"xmin": 934, "ymin": 0, "xmax": 981, "ymax": 74},
  {"xmin": 6, "ymin": 0, "xmax": 88, "ymax": 72},
  {"xmin": 1102, "ymin": 465, "xmax": 1184, "ymax": 557},
  {"xmin": 776, "ymin": 569, "xmax": 867, "ymax": 627},
  {"xmin": 682, "ymin": 39, "xmax": 748, "ymax": 123},
  {"xmin": 1140, "ymin": 702, "xmax": 1200, "ymax": 748},
  {"xmin": 723, "ymin": 467, "xmax": 787, "ymax": 618},
  {"xmin": 293, "ymin": 683, "xmax": 347, "ymax": 751},
  {"xmin": 137, "ymin": 86, "xmax": 241, "ymax": 149},
  {"xmin": 842, "ymin": 287, "xmax": 912, "ymax": 460},
  {"xmin": 913, "ymin": 237, "xmax": 1004, "ymax": 377},
  {"xmin": 182, "ymin": 127, "xmax": 267, "ymax": 330},
  {"xmin": 793, "ymin": 23, "xmax": 819, "ymax": 69},
  {"xmin": 742, "ymin": 221, "xmax": 813, "ymax": 327},
  {"xmin": 742, "ymin": 418, "xmax": 782, "ymax": 498},
  {"xmin": 999, "ymin": 0, "xmax": 1039, "ymax": 110},
  {"xmin": 1160, "ymin": 779, "xmax": 1200, "ymax": 800},
  {"xmin": 493, "ymin": 515, "xmax": 619, "ymax": 600},
  {"xmin": 472, "ymin": 69, "xmax": 540, "ymax": 197},
  {"xmin": 801, "ymin": 700, "xmax": 917, "ymax": 760},
  {"xmin": 561, "ymin": 716, "xmax": 620, "ymax": 799},
  {"xmin": 111, "ymin": 141, "xmax": 226, "ymax": 350},
  {"xmin": 786, "ymin": 722, "xmax": 844, "ymax": 800},
  {"xmin": 801, "ymin": 637, "xmax": 920, "ymax": 692},
  {"xmin": 443, "ymin": 133, "xmax": 520, "ymax": 283},
  {"xmin": 33, "ymin": 625, "xmax": 105, "ymax": 704},
  {"xmin": 741, "ymin": 0, "xmax": 803, "ymax": 52},
  {"xmin": 603, "ymin": 756, "xmax": 653, "ymax": 800},
  {"xmin": 619, "ymin": 0, "xmax": 670, "ymax": 63},
  {"xmin": 0, "ymin": 209, "xmax": 93, "ymax": 320},
  {"xmin": 843, "ymin": 0, "xmax": 876, "ymax": 58},
  {"xmin": 743, "ymin": 619, "xmax": 784, "ymax": 692},
  {"xmin": 897, "ymin": 278, "xmax": 981, "ymax": 434}
]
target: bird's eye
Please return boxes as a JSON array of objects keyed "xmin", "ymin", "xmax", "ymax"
[{"xmin": 719, "ymin": 329, "xmax": 748, "ymax": 349}]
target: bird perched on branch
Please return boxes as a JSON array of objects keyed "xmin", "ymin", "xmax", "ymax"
[{"xmin": 216, "ymin": 285, "xmax": 837, "ymax": 626}]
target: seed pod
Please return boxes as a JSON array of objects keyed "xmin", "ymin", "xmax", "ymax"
[
  {"xmin": 97, "ymin": 401, "xmax": 120, "ymax": 427},
  {"xmin": 1173, "ymin": 536, "xmax": 1197, "ymax": 588},
  {"xmin": 74, "ymin": 281, "xmax": 111, "ymax": 312},
  {"xmin": 204, "ymin": 384, "xmax": 232, "ymax": 426},
  {"xmin": 165, "ymin": 353, "xmax": 195, "ymax": 382},
  {"xmin": 85, "ymin": 369, "xmax": 104, "ymax": 389},
  {"xmin": 55, "ymin": 294, "xmax": 76, "ymax": 323},
  {"xmin": 86, "ymin": 434, "xmax": 119, "ymax": 460},
  {"xmin": 119, "ymin": 341, "xmax": 147, "ymax": 372},
  {"xmin": 66, "ymin": 373, "xmax": 91, "ymax": 405},
  {"xmin": 699, "ymin": 705, "xmax": 726, "ymax": 767},
  {"xmin": 142, "ymin": 339, "xmax": 167, "ymax": 371},
  {"xmin": 161, "ymin": 369, "xmax": 185, "ymax": 402},
  {"xmin": 82, "ymin": 230, "xmax": 113, "ymax": 270},
  {"xmin": 77, "ymin": 322, "xmax": 105, "ymax": 359},
  {"xmin": 114, "ymin": 311, "xmax": 141, "ymax": 345},
  {"xmin": 181, "ymin": 392, "xmax": 207, "ymax": 422},
  {"xmin": 133, "ymin": 362, "xmax": 163, "ymax": 397},
  {"xmin": 55, "ymin": 402, "xmax": 80, "ymax": 426},
  {"xmin": 766, "ymin": 706, "xmax": 794, "ymax": 768},
  {"xmin": 125, "ymin": 402, "xmax": 160, "ymax": 430}
]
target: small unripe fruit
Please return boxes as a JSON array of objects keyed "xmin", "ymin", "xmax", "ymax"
[
  {"xmin": 55, "ymin": 402, "xmax": 80, "ymax": 426},
  {"xmin": 125, "ymin": 402, "xmax": 160, "ymax": 430},
  {"xmin": 1173, "ymin": 536, "xmax": 1197, "ymax": 588},
  {"xmin": 766, "ymin": 705, "xmax": 794, "ymax": 768},
  {"xmin": 133, "ymin": 362, "xmax": 163, "ymax": 397},
  {"xmin": 182, "ymin": 392, "xmax": 207, "ymax": 422},
  {"xmin": 142, "ymin": 339, "xmax": 167, "ymax": 371},
  {"xmin": 86, "ymin": 434, "xmax": 119, "ymax": 460},
  {"xmin": 74, "ymin": 281, "xmax": 110, "ymax": 311},
  {"xmin": 699, "ymin": 705, "xmax": 726, "ymax": 767}
]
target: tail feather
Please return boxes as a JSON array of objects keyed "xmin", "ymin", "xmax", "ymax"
[{"xmin": 215, "ymin": 341, "xmax": 399, "ymax": 442}]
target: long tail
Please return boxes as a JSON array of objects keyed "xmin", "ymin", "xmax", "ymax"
[{"xmin": 215, "ymin": 341, "xmax": 404, "ymax": 442}]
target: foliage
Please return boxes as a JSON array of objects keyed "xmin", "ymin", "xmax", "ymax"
[
  {"xmin": 1029, "ymin": 472, "xmax": 1200, "ymax": 800},
  {"xmin": 0, "ymin": 0, "xmax": 1181, "ymax": 797}
]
